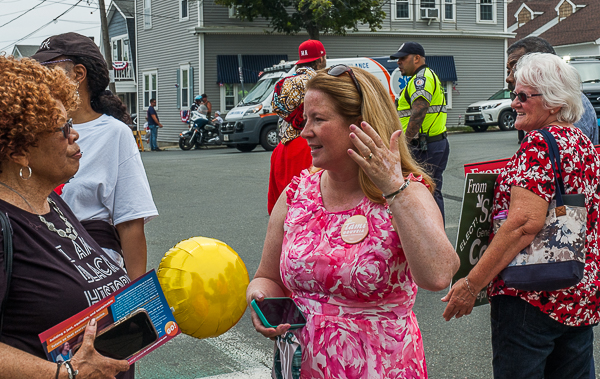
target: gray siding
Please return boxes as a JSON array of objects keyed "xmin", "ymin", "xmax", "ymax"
[
  {"xmin": 136, "ymin": 0, "xmax": 508, "ymax": 142},
  {"xmin": 136, "ymin": 0, "xmax": 200, "ymax": 143},
  {"xmin": 108, "ymin": 13, "xmax": 128, "ymax": 37},
  {"xmin": 204, "ymin": 34, "xmax": 505, "ymax": 130},
  {"xmin": 204, "ymin": 0, "xmax": 272, "ymax": 28}
]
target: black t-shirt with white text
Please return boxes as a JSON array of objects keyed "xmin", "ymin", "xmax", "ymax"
[{"xmin": 0, "ymin": 192, "xmax": 133, "ymax": 377}]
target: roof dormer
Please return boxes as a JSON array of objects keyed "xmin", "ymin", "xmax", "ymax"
[
  {"xmin": 555, "ymin": 0, "xmax": 585, "ymax": 21},
  {"xmin": 514, "ymin": 3, "xmax": 543, "ymax": 27}
]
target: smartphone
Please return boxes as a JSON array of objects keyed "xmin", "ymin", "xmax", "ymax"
[
  {"xmin": 251, "ymin": 297, "xmax": 306, "ymax": 329},
  {"xmin": 93, "ymin": 309, "xmax": 159, "ymax": 360}
]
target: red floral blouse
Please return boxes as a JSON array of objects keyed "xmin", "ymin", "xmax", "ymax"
[{"xmin": 488, "ymin": 125, "xmax": 600, "ymax": 327}]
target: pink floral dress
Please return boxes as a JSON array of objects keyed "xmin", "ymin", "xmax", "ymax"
[{"xmin": 280, "ymin": 170, "xmax": 427, "ymax": 379}]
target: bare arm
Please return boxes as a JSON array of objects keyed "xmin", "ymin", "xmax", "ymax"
[
  {"xmin": 0, "ymin": 319, "xmax": 129, "ymax": 378},
  {"xmin": 246, "ymin": 191, "xmax": 291, "ymax": 338},
  {"xmin": 348, "ymin": 122, "xmax": 460, "ymax": 292},
  {"xmin": 115, "ymin": 218, "xmax": 147, "ymax": 280},
  {"xmin": 405, "ymin": 97, "xmax": 429, "ymax": 140},
  {"xmin": 390, "ymin": 181, "xmax": 460, "ymax": 291},
  {"xmin": 442, "ymin": 186, "xmax": 548, "ymax": 320}
]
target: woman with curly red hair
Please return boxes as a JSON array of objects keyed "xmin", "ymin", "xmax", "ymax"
[{"xmin": 0, "ymin": 55, "xmax": 130, "ymax": 378}]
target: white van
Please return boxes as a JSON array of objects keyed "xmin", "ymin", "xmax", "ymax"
[{"xmin": 220, "ymin": 57, "xmax": 397, "ymax": 152}]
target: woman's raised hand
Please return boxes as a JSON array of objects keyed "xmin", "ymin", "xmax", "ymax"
[
  {"xmin": 70, "ymin": 318, "xmax": 130, "ymax": 379},
  {"xmin": 247, "ymin": 291, "xmax": 291, "ymax": 339},
  {"xmin": 348, "ymin": 121, "xmax": 405, "ymax": 195}
]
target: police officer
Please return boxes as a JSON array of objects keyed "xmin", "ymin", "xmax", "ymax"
[{"xmin": 391, "ymin": 42, "xmax": 449, "ymax": 221}]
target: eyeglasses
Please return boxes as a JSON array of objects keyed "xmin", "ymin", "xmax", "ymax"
[
  {"xmin": 58, "ymin": 118, "xmax": 73, "ymax": 139},
  {"xmin": 510, "ymin": 91, "xmax": 543, "ymax": 102},
  {"xmin": 327, "ymin": 65, "xmax": 363, "ymax": 100}
]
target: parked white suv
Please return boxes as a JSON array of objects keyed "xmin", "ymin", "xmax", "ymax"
[{"xmin": 464, "ymin": 89, "xmax": 515, "ymax": 132}]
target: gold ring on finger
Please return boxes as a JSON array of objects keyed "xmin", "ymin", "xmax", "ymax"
[{"xmin": 368, "ymin": 153, "xmax": 373, "ymax": 159}]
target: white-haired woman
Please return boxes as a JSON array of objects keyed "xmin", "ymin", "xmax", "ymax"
[{"xmin": 443, "ymin": 53, "xmax": 600, "ymax": 378}]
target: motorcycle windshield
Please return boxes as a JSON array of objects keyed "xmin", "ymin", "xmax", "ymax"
[{"xmin": 240, "ymin": 77, "xmax": 280, "ymax": 105}]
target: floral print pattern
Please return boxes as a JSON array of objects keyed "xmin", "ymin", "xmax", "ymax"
[
  {"xmin": 489, "ymin": 125, "xmax": 600, "ymax": 326},
  {"xmin": 280, "ymin": 170, "xmax": 427, "ymax": 378}
]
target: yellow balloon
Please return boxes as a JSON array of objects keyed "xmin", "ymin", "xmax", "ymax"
[{"xmin": 157, "ymin": 237, "xmax": 249, "ymax": 339}]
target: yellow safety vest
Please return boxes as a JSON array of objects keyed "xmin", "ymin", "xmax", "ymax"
[{"xmin": 397, "ymin": 65, "xmax": 447, "ymax": 136}]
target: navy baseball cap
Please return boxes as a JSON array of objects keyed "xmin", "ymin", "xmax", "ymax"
[{"xmin": 390, "ymin": 42, "xmax": 426, "ymax": 59}]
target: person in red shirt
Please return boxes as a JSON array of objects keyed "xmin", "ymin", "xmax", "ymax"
[{"xmin": 268, "ymin": 40, "xmax": 326, "ymax": 214}]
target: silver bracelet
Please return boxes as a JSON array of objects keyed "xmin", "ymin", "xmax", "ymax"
[
  {"xmin": 384, "ymin": 180, "xmax": 411, "ymax": 215},
  {"xmin": 64, "ymin": 360, "xmax": 78, "ymax": 379},
  {"xmin": 464, "ymin": 277, "xmax": 477, "ymax": 298}
]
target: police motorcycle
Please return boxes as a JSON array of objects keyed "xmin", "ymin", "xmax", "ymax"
[{"xmin": 178, "ymin": 111, "xmax": 222, "ymax": 150}]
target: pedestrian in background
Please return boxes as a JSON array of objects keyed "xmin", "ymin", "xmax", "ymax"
[
  {"xmin": 506, "ymin": 36, "xmax": 597, "ymax": 145},
  {"xmin": 267, "ymin": 39, "xmax": 326, "ymax": 215},
  {"xmin": 147, "ymin": 98, "xmax": 163, "ymax": 151},
  {"xmin": 391, "ymin": 42, "xmax": 449, "ymax": 222}
]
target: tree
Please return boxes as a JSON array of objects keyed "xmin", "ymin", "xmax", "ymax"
[{"xmin": 215, "ymin": 0, "xmax": 387, "ymax": 40}]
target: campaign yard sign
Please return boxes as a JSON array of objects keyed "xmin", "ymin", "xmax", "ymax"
[{"xmin": 453, "ymin": 172, "xmax": 499, "ymax": 306}]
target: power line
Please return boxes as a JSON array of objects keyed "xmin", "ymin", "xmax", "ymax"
[
  {"xmin": 0, "ymin": 0, "xmax": 83, "ymax": 51},
  {"xmin": 0, "ymin": 0, "xmax": 47, "ymax": 29},
  {"xmin": 0, "ymin": 25, "xmax": 97, "ymax": 44}
]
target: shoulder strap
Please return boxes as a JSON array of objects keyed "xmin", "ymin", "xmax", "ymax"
[
  {"xmin": 0, "ymin": 212, "xmax": 12, "ymax": 337},
  {"xmin": 538, "ymin": 129, "xmax": 566, "ymax": 207}
]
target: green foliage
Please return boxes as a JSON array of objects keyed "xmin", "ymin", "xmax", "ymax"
[{"xmin": 215, "ymin": 0, "xmax": 387, "ymax": 40}]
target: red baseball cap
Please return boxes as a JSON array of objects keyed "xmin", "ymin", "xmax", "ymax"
[{"xmin": 296, "ymin": 40, "xmax": 326, "ymax": 64}]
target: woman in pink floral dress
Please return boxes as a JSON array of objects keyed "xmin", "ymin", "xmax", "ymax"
[{"xmin": 247, "ymin": 66, "xmax": 460, "ymax": 378}]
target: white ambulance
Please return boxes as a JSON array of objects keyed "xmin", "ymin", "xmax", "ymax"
[{"xmin": 220, "ymin": 57, "xmax": 398, "ymax": 152}]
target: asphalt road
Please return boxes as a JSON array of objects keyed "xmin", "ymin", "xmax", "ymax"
[{"xmin": 132, "ymin": 130, "xmax": 600, "ymax": 379}]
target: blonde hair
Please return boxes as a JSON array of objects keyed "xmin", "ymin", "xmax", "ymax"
[{"xmin": 306, "ymin": 66, "xmax": 434, "ymax": 203}]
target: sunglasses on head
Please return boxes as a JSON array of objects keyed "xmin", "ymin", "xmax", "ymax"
[
  {"xmin": 510, "ymin": 91, "xmax": 542, "ymax": 102},
  {"xmin": 58, "ymin": 118, "xmax": 73, "ymax": 139},
  {"xmin": 327, "ymin": 65, "xmax": 363, "ymax": 100}
]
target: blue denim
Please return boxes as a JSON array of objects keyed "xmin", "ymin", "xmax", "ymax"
[
  {"xmin": 410, "ymin": 138, "xmax": 449, "ymax": 222},
  {"xmin": 490, "ymin": 295, "xmax": 594, "ymax": 379},
  {"xmin": 149, "ymin": 125, "xmax": 159, "ymax": 150}
]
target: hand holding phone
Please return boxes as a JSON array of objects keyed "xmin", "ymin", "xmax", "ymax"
[{"xmin": 251, "ymin": 297, "xmax": 306, "ymax": 330}]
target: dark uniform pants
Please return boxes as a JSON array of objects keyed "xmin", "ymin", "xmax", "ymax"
[{"xmin": 411, "ymin": 138, "xmax": 449, "ymax": 222}]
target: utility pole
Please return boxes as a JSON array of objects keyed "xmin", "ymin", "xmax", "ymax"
[{"xmin": 98, "ymin": 0, "xmax": 116, "ymax": 94}]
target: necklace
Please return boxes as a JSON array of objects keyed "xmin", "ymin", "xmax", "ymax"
[
  {"xmin": 0, "ymin": 181, "xmax": 78, "ymax": 241},
  {"xmin": 38, "ymin": 198, "xmax": 78, "ymax": 241}
]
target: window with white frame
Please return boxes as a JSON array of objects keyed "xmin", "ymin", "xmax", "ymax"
[
  {"xmin": 180, "ymin": 65, "xmax": 190, "ymax": 108},
  {"xmin": 443, "ymin": 82, "xmax": 453, "ymax": 109},
  {"xmin": 477, "ymin": 0, "xmax": 495, "ymax": 23},
  {"xmin": 144, "ymin": 0, "xmax": 152, "ymax": 28},
  {"xmin": 220, "ymin": 84, "xmax": 240, "ymax": 111},
  {"xmin": 420, "ymin": 0, "xmax": 436, "ymax": 8},
  {"xmin": 444, "ymin": 0, "xmax": 455, "ymax": 21},
  {"xmin": 111, "ymin": 35, "xmax": 130, "ymax": 62},
  {"xmin": 143, "ymin": 71, "xmax": 157, "ymax": 108},
  {"xmin": 394, "ymin": 0, "xmax": 410, "ymax": 19},
  {"xmin": 180, "ymin": 0, "xmax": 188, "ymax": 20}
]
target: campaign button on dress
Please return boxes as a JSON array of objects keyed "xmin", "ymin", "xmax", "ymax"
[{"xmin": 341, "ymin": 215, "xmax": 369, "ymax": 244}]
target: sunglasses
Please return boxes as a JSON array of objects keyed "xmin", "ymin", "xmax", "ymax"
[
  {"xmin": 327, "ymin": 65, "xmax": 363, "ymax": 100},
  {"xmin": 58, "ymin": 118, "xmax": 73, "ymax": 139},
  {"xmin": 510, "ymin": 91, "xmax": 542, "ymax": 102}
]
